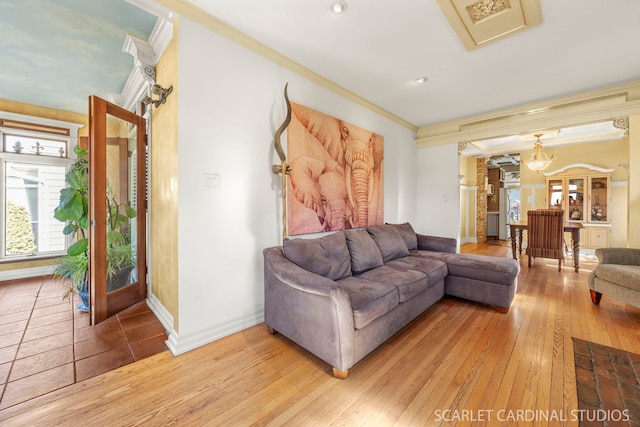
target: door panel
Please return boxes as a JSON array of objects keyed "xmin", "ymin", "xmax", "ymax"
[{"xmin": 89, "ymin": 96, "xmax": 146, "ymax": 324}]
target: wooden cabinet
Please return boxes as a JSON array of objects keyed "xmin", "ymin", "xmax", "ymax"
[
  {"xmin": 589, "ymin": 176, "xmax": 609, "ymax": 223},
  {"xmin": 547, "ymin": 176, "xmax": 585, "ymax": 221},
  {"xmin": 586, "ymin": 226, "xmax": 611, "ymax": 249},
  {"xmin": 544, "ymin": 165, "xmax": 613, "ymax": 249}
]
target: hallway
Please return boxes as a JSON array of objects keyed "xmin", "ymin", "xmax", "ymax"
[{"xmin": 0, "ymin": 276, "xmax": 168, "ymax": 409}]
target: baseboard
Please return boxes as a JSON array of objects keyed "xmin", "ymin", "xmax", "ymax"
[
  {"xmin": 0, "ymin": 265, "xmax": 54, "ymax": 282},
  {"xmin": 165, "ymin": 308, "xmax": 265, "ymax": 356},
  {"xmin": 146, "ymin": 292, "xmax": 174, "ymax": 335},
  {"xmin": 461, "ymin": 237, "xmax": 478, "ymax": 245}
]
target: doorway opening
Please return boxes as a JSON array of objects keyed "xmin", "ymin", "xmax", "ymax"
[{"xmin": 487, "ymin": 154, "xmax": 520, "ymax": 241}]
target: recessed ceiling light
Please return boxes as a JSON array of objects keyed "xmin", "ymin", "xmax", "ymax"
[
  {"xmin": 331, "ymin": 1, "xmax": 347, "ymax": 14},
  {"xmin": 414, "ymin": 77, "xmax": 428, "ymax": 84}
]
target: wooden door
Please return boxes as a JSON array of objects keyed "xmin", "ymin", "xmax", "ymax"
[{"xmin": 88, "ymin": 95, "xmax": 147, "ymax": 324}]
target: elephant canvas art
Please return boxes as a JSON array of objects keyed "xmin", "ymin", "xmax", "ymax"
[{"xmin": 287, "ymin": 102, "xmax": 384, "ymax": 235}]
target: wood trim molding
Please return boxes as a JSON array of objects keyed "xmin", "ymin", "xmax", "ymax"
[
  {"xmin": 0, "ymin": 110, "xmax": 84, "ymax": 135},
  {"xmin": 153, "ymin": 0, "xmax": 418, "ymax": 132},
  {"xmin": 146, "ymin": 292, "xmax": 175, "ymax": 333},
  {"xmin": 0, "ymin": 266, "xmax": 53, "ymax": 281},
  {"xmin": 165, "ymin": 307, "xmax": 265, "ymax": 356},
  {"xmin": 0, "ymin": 119, "xmax": 70, "ymax": 136},
  {"xmin": 149, "ymin": 16, "xmax": 175, "ymax": 59},
  {"xmin": 416, "ymin": 81, "xmax": 640, "ymax": 148},
  {"xmin": 542, "ymin": 163, "xmax": 615, "ymax": 177},
  {"xmin": 126, "ymin": 0, "xmax": 177, "ymax": 22},
  {"xmin": 107, "ymin": 18, "xmax": 175, "ymax": 113}
]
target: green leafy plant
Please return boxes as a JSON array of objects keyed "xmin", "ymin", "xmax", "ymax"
[
  {"xmin": 54, "ymin": 145, "xmax": 89, "ymax": 257},
  {"xmin": 52, "ymin": 252, "xmax": 88, "ymax": 300},
  {"xmin": 52, "ymin": 145, "xmax": 137, "ymax": 298}
]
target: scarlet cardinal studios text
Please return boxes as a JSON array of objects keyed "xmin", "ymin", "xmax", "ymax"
[{"xmin": 433, "ymin": 409, "xmax": 630, "ymax": 423}]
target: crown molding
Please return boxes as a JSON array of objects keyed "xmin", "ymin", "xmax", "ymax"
[
  {"xmin": 416, "ymin": 81, "xmax": 640, "ymax": 148},
  {"xmin": 107, "ymin": 18, "xmax": 174, "ymax": 112},
  {"xmin": 149, "ymin": 16, "xmax": 175, "ymax": 60},
  {"xmin": 153, "ymin": 0, "xmax": 418, "ymax": 132},
  {"xmin": 542, "ymin": 163, "xmax": 615, "ymax": 177},
  {"xmin": 125, "ymin": 0, "xmax": 177, "ymax": 22}
]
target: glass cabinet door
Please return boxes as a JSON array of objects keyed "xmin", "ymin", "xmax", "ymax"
[
  {"xmin": 567, "ymin": 177, "xmax": 585, "ymax": 221},
  {"xmin": 548, "ymin": 179, "xmax": 563, "ymax": 210},
  {"xmin": 590, "ymin": 177, "xmax": 608, "ymax": 222}
]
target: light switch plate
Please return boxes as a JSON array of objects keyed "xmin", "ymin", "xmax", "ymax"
[{"xmin": 203, "ymin": 173, "xmax": 220, "ymax": 191}]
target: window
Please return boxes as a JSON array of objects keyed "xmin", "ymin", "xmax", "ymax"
[
  {"xmin": 0, "ymin": 113, "xmax": 83, "ymax": 261},
  {"xmin": 4, "ymin": 134, "xmax": 67, "ymax": 157}
]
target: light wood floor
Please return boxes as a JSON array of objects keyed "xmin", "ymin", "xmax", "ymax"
[{"xmin": 1, "ymin": 243, "xmax": 639, "ymax": 426}]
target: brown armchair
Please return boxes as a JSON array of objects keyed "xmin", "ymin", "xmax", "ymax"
[{"xmin": 526, "ymin": 209, "xmax": 565, "ymax": 271}]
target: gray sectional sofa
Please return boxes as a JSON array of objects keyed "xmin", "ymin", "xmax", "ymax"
[{"xmin": 263, "ymin": 223, "xmax": 520, "ymax": 378}]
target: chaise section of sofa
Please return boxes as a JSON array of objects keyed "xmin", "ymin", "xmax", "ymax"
[
  {"xmin": 388, "ymin": 222, "xmax": 520, "ymax": 312},
  {"xmin": 263, "ymin": 222, "xmax": 520, "ymax": 378}
]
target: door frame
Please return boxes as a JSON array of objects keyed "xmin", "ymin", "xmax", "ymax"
[{"xmin": 88, "ymin": 95, "xmax": 147, "ymax": 324}]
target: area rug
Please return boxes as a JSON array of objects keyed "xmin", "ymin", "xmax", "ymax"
[{"xmin": 572, "ymin": 338, "xmax": 640, "ymax": 426}]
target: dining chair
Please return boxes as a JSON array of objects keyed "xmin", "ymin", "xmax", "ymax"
[{"xmin": 526, "ymin": 209, "xmax": 565, "ymax": 271}]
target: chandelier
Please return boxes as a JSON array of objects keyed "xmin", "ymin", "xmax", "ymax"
[{"xmin": 522, "ymin": 134, "xmax": 555, "ymax": 172}]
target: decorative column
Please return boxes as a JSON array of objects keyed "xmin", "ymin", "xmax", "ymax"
[
  {"xmin": 476, "ymin": 157, "xmax": 489, "ymax": 243},
  {"xmin": 107, "ymin": 18, "xmax": 174, "ymax": 114}
]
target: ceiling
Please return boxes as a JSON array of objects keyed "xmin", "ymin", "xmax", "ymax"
[
  {"xmin": 0, "ymin": 0, "xmax": 157, "ymax": 114},
  {"xmin": 188, "ymin": 0, "xmax": 640, "ymax": 129},
  {"xmin": 2, "ymin": 0, "xmax": 639, "ymax": 153}
]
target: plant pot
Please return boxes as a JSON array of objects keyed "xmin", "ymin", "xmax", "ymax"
[
  {"xmin": 107, "ymin": 265, "xmax": 134, "ymax": 292},
  {"xmin": 77, "ymin": 282, "xmax": 89, "ymax": 312}
]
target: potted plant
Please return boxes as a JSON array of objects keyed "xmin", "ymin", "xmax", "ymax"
[
  {"xmin": 104, "ymin": 193, "xmax": 137, "ymax": 292},
  {"xmin": 52, "ymin": 145, "xmax": 137, "ymax": 311}
]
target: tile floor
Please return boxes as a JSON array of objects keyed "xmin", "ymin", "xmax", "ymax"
[{"xmin": 0, "ymin": 276, "xmax": 169, "ymax": 410}]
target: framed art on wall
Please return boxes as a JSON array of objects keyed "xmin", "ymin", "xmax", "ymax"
[{"xmin": 287, "ymin": 102, "xmax": 384, "ymax": 235}]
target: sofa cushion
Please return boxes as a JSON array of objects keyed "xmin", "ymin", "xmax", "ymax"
[
  {"xmin": 282, "ymin": 232, "xmax": 351, "ymax": 281},
  {"xmin": 410, "ymin": 250, "xmax": 447, "ymax": 261},
  {"xmin": 389, "ymin": 222, "xmax": 418, "ymax": 250},
  {"xmin": 336, "ymin": 276, "xmax": 399, "ymax": 329},
  {"xmin": 441, "ymin": 253, "xmax": 519, "ymax": 286},
  {"xmin": 367, "ymin": 225, "xmax": 410, "ymax": 262},
  {"xmin": 357, "ymin": 265, "xmax": 429, "ymax": 303},
  {"xmin": 595, "ymin": 265, "xmax": 640, "ymax": 290},
  {"xmin": 385, "ymin": 256, "xmax": 448, "ymax": 286},
  {"xmin": 344, "ymin": 229, "xmax": 384, "ymax": 274}
]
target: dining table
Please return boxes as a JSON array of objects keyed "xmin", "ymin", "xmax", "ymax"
[{"xmin": 508, "ymin": 221, "xmax": 584, "ymax": 272}]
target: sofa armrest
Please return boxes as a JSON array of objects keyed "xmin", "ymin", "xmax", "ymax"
[
  {"xmin": 264, "ymin": 247, "xmax": 347, "ymax": 297},
  {"xmin": 416, "ymin": 233, "xmax": 457, "ymax": 254},
  {"xmin": 263, "ymin": 247, "xmax": 355, "ymax": 372},
  {"xmin": 595, "ymin": 248, "xmax": 640, "ymax": 266}
]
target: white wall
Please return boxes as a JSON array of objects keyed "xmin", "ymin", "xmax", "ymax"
[
  {"xmin": 415, "ymin": 144, "xmax": 461, "ymax": 242},
  {"xmin": 171, "ymin": 18, "xmax": 418, "ymax": 352}
]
